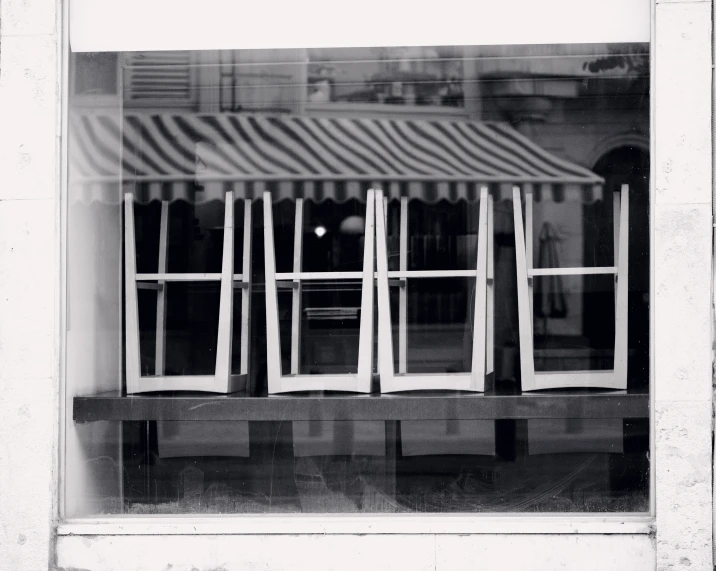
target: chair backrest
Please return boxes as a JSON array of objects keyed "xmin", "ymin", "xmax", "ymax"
[
  {"xmin": 374, "ymin": 187, "xmax": 493, "ymax": 392},
  {"xmin": 512, "ymin": 184, "xmax": 629, "ymax": 391},
  {"xmin": 262, "ymin": 190, "xmax": 375, "ymax": 394},
  {"xmin": 124, "ymin": 190, "xmax": 251, "ymax": 394}
]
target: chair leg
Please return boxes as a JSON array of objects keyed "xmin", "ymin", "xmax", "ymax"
[
  {"xmin": 290, "ymin": 199, "xmax": 304, "ymax": 375},
  {"xmin": 375, "ymin": 190, "xmax": 395, "ymax": 386},
  {"xmin": 155, "ymin": 200, "xmax": 169, "ymax": 376},
  {"xmin": 239, "ymin": 198, "xmax": 253, "ymax": 378},
  {"xmin": 525, "ymin": 189, "xmax": 534, "ymax": 333},
  {"xmin": 512, "ymin": 186, "xmax": 536, "ymax": 390},
  {"xmin": 356, "ymin": 189, "xmax": 376, "ymax": 389},
  {"xmin": 486, "ymin": 191, "xmax": 495, "ymax": 377},
  {"xmin": 470, "ymin": 186, "xmax": 489, "ymax": 391},
  {"xmin": 124, "ymin": 192, "xmax": 142, "ymax": 393},
  {"xmin": 613, "ymin": 185, "xmax": 629, "ymax": 384},
  {"xmin": 398, "ymin": 197, "xmax": 408, "ymax": 374},
  {"xmin": 214, "ymin": 191, "xmax": 235, "ymax": 383},
  {"xmin": 263, "ymin": 192, "xmax": 283, "ymax": 389}
]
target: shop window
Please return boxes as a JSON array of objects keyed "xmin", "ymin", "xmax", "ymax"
[{"xmin": 66, "ymin": 41, "xmax": 650, "ymax": 517}]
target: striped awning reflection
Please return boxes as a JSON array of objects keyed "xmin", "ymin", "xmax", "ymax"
[{"xmin": 69, "ymin": 113, "xmax": 604, "ymax": 203}]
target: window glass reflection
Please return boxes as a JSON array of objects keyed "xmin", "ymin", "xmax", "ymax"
[
  {"xmin": 100, "ymin": 419, "xmax": 649, "ymax": 514},
  {"xmin": 67, "ymin": 42, "xmax": 650, "ymax": 516}
]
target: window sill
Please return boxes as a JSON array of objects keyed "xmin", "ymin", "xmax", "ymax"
[{"xmin": 57, "ymin": 514, "xmax": 654, "ymax": 536}]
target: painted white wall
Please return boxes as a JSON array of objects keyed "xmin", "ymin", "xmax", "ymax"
[{"xmin": 0, "ymin": 0, "xmax": 712, "ymax": 570}]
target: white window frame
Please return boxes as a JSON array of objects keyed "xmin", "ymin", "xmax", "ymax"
[{"xmin": 58, "ymin": 0, "xmax": 661, "ymax": 540}]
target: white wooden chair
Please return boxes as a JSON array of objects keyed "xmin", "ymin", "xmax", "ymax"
[
  {"xmin": 263, "ymin": 190, "xmax": 376, "ymax": 394},
  {"xmin": 512, "ymin": 184, "xmax": 629, "ymax": 391},
  {"xmin": 124, "ymin": 190, "xmax": 253, "ymax": 394},
  {"xmin": 375, "ymin": 187, "xmax": 494, "ymax": 392}
]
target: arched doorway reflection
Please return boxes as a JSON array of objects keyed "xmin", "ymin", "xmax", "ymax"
[{"xmin": 586, "ymin": 146, "xmax": 650, "ymax": 389}]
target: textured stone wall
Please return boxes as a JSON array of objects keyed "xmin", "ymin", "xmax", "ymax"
[
  {"xmin": 0, "ymin": 0, "xmax": 59, "ymax": 570},
  {"xmin": 654, "ymin": 0, "xmax": 713, "ymax": 569}
]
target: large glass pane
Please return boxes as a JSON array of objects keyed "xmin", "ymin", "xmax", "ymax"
[
  {"xmin": 66, "ymin": 42, "xmax": 650, "ymax": 515},
  {"xmin": 77, "ymin": 418, "xmax": 648, "ymax": 514}
]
